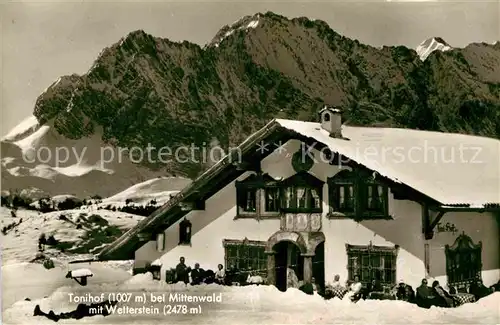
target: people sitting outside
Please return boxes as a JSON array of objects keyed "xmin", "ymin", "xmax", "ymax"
[
  {"xmin": 311, "ymin": 277, "xmax": 319, "ymax": 293},
  {"xmin": 416, "ymin": 278, "xmax": 435, "ymax": 308},
  {"xmin": 203, "ymin": 269, "xmax": 216, "ymax": 284},
  {"xmin": 247, "ymin": 272, "xmax": 264, "ymax": 284},
  {"xmin": 215, "ymin": 264, "xmax": 225, "ymax": 284},
  {"xmin": 330, "ymin": 274, "xmax": 342, "ymax": 288},
  {"xmin": 393, "ymin": 280, "xmax": 414, "ymax": 302},
  {"xmin": 175, "ymin": 257, "xmax": 191, "ymax": 284},
  {"xmin": 286, "ymin": 267, "xmax": 299, "ymax": 290},
  {"xmin": 366, "ymin": 279, "xmax": 384, "ymax": 299},
  {"xmin": 431, "ymin": 280, "xmax": 455, "ymax": 307},
  {"xmin": 190, "ymin": 263, "xmax": 204, "ymax": 285},
  {"xmin": 298, "ymin": 277, "xmax": 319, "ymax": 296},
  {"xmin": 324, "ymin": 274, "xmax": 347, "ymax": 300},
  {"xmin": 345, "ymin": 276, "xmax": 363, "ymax": 302},
  {"xmin": 469, "ymin": 279, "xmax": 493, "ymax": 301}
]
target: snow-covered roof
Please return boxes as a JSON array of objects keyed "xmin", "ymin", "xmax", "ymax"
[
  {"xmin": 275, "ymin": 119, "xmax": 500, "ymax": 207},
  {"xmin": 70, "ymin": 268, "xmax": 93, "ymax": 277},
  {"xmin": 318, "ymin": 106, "xmax": 342, "ymax": 114},
  {"xmin": 151, "ymin": 259, "xmax": 162, "ymax": 266}
]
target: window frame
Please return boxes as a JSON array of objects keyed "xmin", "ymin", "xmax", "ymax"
[
  {"xmin": 346, "ymin": 243, "xmax": 399, "ymax": 288},
  {"xmin": 328, "ymin": 169, "xmax": 357, "ymax": 217},
  {"xmin": 223, "ymin": 238, "xmax": 268, "ymax": 278},
  {"xmin": 156, "ymin": 233, "xmax": 165, "ymax": 252},
  {"xmin": 360, "ymin": 176, "xmax": 389, "ymax": 218},
  {"xmin": 280, "ymin": 171, "xmax": 324, "ymax": 214},
  {"xmin": 178, "ymin": 218, "xmax": 192, "ymax": 245},
  {"xmin": 328, "ymin": 169, "xmax": 390, "ymax": 220},
  {"xmin": 235, "ymin": 173, "xmax": 281, "ymax": 219},
  {"xmin": 445, "ymin": 234, "xmax": 482, "ymax": 291}
]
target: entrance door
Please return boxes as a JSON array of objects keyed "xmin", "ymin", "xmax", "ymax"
[
  {"xmin": 313, "ymin": 241, "xmax": 325, "ymax": 292},
  {"xmin": 273, "ymin": 241, "xmax": 303, "ymax": 291}
]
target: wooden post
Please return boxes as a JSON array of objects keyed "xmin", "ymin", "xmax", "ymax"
[
  {"xmin": 302, "ymin": 254, "xmax": 314, "ymax": 284},
  {"xmin": 265, "ymin": 250, "xmax": 276, "ymax": 285}
]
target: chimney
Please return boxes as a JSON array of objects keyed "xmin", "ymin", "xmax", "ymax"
[{"xmin": 318, "ymin": 105, "xmax": 342, "ymax": 138}]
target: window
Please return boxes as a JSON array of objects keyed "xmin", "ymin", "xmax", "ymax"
[
  {"xmin": 362, "ymin": 177, "xmax": 388, "ymax": 216},
  {"xmin": 223, "ymin": 239, "xmax": 267, "ymax": 277},
  {"xmin": 281, "ymin": 171, "xmax": 323, "ymax": 213},
  {"xmin": 445, "ymin": 234, "xmax": 482, "ymax": 291},
  {"xmin": 328, "ymin": 170, "xmax": 356, "ymax": 215},
  {"xmin": 179, "ymin": 218, "xmax": 191, "ymax": 245},
  {"xmin": 156, "ymin": 233, "xmax": 165, "ymax": 252},
  {"xmin": 328, "ymin": 169, "xmax": 389, "ymax": 219},
  {"xmin": 235, "ymin": 173, "xmax": 281, "ymax": 217},
  {"xmin": 237, "ymin": 188, "xmax": 257, "ymax": 212},
  {"xmin": 323, "ymin": 112, "xmax": 331, "ymax": 122},
  {"xmin": 265, "ymin": 187, "xmax": 280, "ymax": 212},
  {"xmin": 346, "ymin": 243, "xmax": 398, "ymax": 287}
]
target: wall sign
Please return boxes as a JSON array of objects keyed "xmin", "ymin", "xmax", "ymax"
[{"xmin": 436, "ymin": 222, "xmax": 458, "ymax": 234}]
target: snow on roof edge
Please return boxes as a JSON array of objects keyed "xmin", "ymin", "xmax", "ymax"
[{"xmin": 274, "ymin": 119, "xmax": 500, "ymax": 208}]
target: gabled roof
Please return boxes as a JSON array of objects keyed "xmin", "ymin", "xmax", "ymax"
[{"xmin": 96, "ymin": 118, "xmax": 500, "ymax": 260}]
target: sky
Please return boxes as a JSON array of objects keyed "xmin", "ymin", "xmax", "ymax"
[{"xmin": 1, "ymin": 0, "xmax": 499, "ymax": 135}]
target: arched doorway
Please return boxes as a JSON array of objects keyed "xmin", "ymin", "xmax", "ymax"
[
  {"xmin": 313, "ymin": 241, "xmax": 325, "ymax": 292},
  {"xmin": 273, "ymin": 241, "xmax": 304, "ymax": 292}
]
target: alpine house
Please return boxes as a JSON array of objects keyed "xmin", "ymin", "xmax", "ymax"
[{"xmin": 97, "ymin": 106, "xmax": 500, "ymax": 292}]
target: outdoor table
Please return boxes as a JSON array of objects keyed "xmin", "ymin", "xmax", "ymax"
[{"xmin": 451, "ymin": 293, "xmax": 475, "ymax": 306}]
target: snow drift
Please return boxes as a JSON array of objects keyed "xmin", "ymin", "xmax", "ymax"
[{"xmin": 3, "ymin": 268, "xmax": 500, "ymax": 325}]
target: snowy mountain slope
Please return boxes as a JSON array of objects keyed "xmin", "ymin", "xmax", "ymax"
[
  {"xmin": 1, "ymin": 118, "xmax": 191, "ymax": 197},
  {"xmin": 102, "ymin": 177, "xmax": 183, "ymax": 206},
  {"xmin": 208, "ymin": 13, "xmax": 262, "ymax": 48},
  {"xmin": 416, "ymin": 37, "xmax": 452, "ymax": 61},
  {"xmin": 1, "ymin": 115, "xmax": 40, "ymax": 142},
  {"xmin": 0, "ymin": 206, "xmax": 144, "ymax": 264}
]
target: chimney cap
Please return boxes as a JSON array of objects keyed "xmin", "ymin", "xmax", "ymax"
[{"xmin": 319, "ymin": 105, "xmax": 342, "ymax": 115}]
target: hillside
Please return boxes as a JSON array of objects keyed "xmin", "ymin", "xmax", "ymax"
[{"xmin": 4, "ymin": 12, "xmax": 500, "ymax": 189}]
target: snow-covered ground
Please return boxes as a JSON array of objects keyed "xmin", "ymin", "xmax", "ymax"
[
  {"xmin": 2, "ymin": 267, "xmax": 499, "ymax": 325},
  {"xmin": 0, "ymin": 206, "xmax": 143, "ymax": 263},
  {"xmin": 101, "ymin": 177, "xmax": 180, "ymax": 207}
]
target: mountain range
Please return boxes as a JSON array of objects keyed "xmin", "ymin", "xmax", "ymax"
[{"xmin": 2, "ymin": 12, "xmax": 500, "ymax": 197}]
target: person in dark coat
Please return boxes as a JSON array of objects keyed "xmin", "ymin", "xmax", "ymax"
[
  {"xmin": 190, "ymin": 263, "xmax": 204, "ymax": 285},
  {"xmin": 469, "ymin": 279, "xmax": 492, "ymax": 301},
  {"xmin": 366, "ymin": 279, "xmax": 384, "ymax": 299},
  {"xmin": 395, "ymin": 280, "xmax": 413, "ymax": 302},
  {"xmin": 431, "ymin": 280, "xmax": 454, "ymax": 307},
  {"xmin": 416, "ymin": 278, "xmax": 435, "ymax": 308},
  {"xmin": 175, "ymin": 257, "xmax": 191, "ymax": 284}
]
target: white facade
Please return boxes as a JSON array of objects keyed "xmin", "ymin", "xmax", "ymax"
[{"xmin": 134, "ymin": 140, "xmax": 500, "ymax": 290}]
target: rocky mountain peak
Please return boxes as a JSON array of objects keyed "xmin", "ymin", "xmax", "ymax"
[
  {"xmin": 416, "ymin": 36, "xmax": 452, "ymax": 61},
  {"xmin": 208, "ymin": 12, "xmax": 264, "ymax": 48}
]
